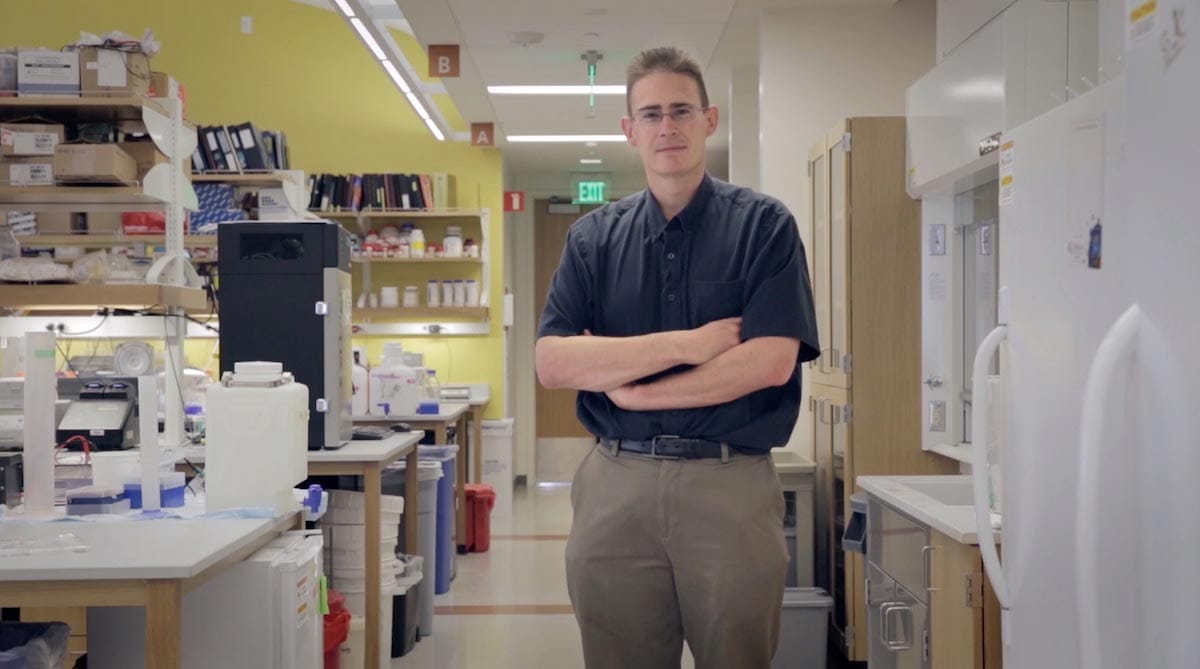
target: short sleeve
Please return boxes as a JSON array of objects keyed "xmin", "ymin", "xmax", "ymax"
[
  {"xmin": 537, "ymin": 226, "xmax": 594, "ymax": 338},
  {"xmin": 740, "ymin": 210, "xmax": 821, "ymax": 363}
]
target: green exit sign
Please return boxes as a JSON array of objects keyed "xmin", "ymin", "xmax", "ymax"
[{"xmin": 576, "ymin": 180, "xmax": 607, "ymax": 204}]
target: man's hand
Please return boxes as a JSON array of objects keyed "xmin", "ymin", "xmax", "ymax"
[
  {"xmin": 605, "ymin": 383, "xmax": 641, "ymax": 410},
  {"xmin": 680, "ymin": 317, "xmax": 742, "ymax": 366}
]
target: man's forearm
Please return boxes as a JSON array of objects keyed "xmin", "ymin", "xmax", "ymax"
[
  {"xmin": 610, "ymin": 337, "xmax": 799, "ymax": 411},
  {"xmin": 535, "ymin": 332, "xmax": 686, "ymax": 392}
]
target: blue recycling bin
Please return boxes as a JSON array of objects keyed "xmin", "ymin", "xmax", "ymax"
[{"xmin": 419, "ymin": 444, "xmax": 458, "ymax": 594}]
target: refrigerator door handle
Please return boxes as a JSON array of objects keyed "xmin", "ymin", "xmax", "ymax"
[
  {"xmin": 970, "ymin": 325, "xmax": 1010, "ymax": 615},
  {"xmin": 1076, "ymin": 304, "xmax": 1142, "ymax": 669}
]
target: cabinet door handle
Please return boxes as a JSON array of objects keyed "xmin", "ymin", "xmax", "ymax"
[
  {"xmin": 922, "ymin": 545, "xmax": 939, "ymax": 592},
  {"xmin": 882, "ymin": 603, "xmax": 914, "ymax": 651}
]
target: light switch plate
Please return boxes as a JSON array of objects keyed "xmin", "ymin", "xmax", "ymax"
[
  {"xmin": 928, "ymin": 400, "xmax": 946, "ymax": 432},
  {"xmin": 241, "ymin": 16, "xmax": 253, "ymax": 34},
  {"xmin": 929, "ymin": 224, "xmax": 946, "ymax": 256}
]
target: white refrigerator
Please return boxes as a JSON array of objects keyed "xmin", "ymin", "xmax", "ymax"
[{"xmin": 970, "ymin": 3, "xmax": 1200, "ymax": 668}]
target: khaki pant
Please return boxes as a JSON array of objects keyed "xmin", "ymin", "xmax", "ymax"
[{"xmin": 565, "ymin": 443, "xmax": 789, "ymax": 669}]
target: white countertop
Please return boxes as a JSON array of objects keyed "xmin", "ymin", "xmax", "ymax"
[
  {"xmin": 771, "ymin": 451, "xmax": 816, "ymax": 476},
  {"xmin": 0, "ymin": 516, "xmax": 292, "ymax": 581},
  {"xmin": 182, "ymin": 432, "xmax": 421, "ymax": 465},
  {"xmin": 857, "ymin": 475, "xmax": 1001, "ymax": 546},
  {"xmin": 351, "ymin": 403, "xmax": 469, "ymax": 423},
  {"xmin": 307, "ymin": 432, "xmax": 421, "ymax": 463}
]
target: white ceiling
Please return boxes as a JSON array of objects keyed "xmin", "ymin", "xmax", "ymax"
[
  {"xmin": 390, "ymin": 0, "xmax": 747, "ymax": 184},
  {"xmin": 331, "ymin": 0, "xmax": 902, "ymax": 186}
]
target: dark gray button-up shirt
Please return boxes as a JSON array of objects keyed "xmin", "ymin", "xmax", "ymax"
[{"xmin": 537, "ymin": 174, "xmax": 820, "ymax": 453}]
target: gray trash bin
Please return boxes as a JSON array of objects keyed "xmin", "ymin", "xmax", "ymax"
[{"xmin": 771, "ymin": 587, "xmax": 833, "ymax": 669}]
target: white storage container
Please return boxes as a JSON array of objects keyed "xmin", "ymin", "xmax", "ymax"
[
  {"xmin": 204, "ymin": 361, "xmax": 309, "ymax": 514},
  {"xmin": 368, "ymin": 343, "xmax": 421, "ymax": 417},
  {"xmin": 771, "ymin": 588, "xmax": 834, "ymax": 669},
  {"xmin": 482, "ymin": 418, "xmax": 515, "ymax": 524}
]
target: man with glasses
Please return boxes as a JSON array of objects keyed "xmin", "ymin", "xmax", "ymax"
[{"xmin": 536, "ymin": 46, "xmax": 820, "ymax": 669}]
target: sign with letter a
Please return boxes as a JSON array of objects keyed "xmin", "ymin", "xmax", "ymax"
[
  {"xmin": 471, "ymin": 123, "xmax": 495, "ymax": 147},
  {"xmin": 428, "ymin": 45, "xmax": 460, "ymax": 78}
]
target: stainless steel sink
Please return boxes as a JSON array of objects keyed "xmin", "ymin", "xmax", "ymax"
[{"xmin": 902, "ymin": 478, "xmax": 975, "ymax": 506}]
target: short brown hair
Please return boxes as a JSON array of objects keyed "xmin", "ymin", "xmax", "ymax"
[{"xmin": 625, "ymin": 46, "xmax": 709, "ymax": 115}]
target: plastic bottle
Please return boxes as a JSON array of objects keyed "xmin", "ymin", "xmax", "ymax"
[
  {"xmin": 368, "ymin": 343, "xmax": 421, "ymax": 416},
  {"xmin": 351, "ymin": 348, "xmax": 370, "ymax": 417},
  {"xmin": 410, "ymin": 227, "xmax": 426, "ymax": 258},
  {"xmin": 418, "ymin": 370, "xmax": 441, "ymax": 415},
  {"xmin": 443, "ymin": 226, "xmax": 463, "ymax": 257}
]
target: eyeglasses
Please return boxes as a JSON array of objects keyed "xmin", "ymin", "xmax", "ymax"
[{"xmin": 632, "ymin": 105, "xmax": 707, "ymax": 127}]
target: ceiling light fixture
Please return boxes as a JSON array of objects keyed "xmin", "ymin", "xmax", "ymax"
[
  {"xmin": 337, "ymin": 0, "xmax": 445, "ymax": 141},
  {"xmin": 507, "ymin": 134, "xmax": 626, "ymax": 143},
  {"xmin": 488, "ymin": 85, "xmax": 625, "ymax": 95},
  {"xmin": 580, "ymin": 158, "xmax": 603, "ymax": 164},
  {"xmin": 381, "ymin": 60, "xmax": 411, "ymax": 94},
  {"xmin": 349, "ymin": 18, "xmax": 386, "ymax": 60}
]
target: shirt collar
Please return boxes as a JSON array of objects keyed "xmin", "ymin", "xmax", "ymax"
[{"xmin": 643, "ymin": 172, "xmax": 714, "ymax": 242}]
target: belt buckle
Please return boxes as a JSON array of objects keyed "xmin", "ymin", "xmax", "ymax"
[{"xmin": 651, "ymin": 435, "xmax": 681, "ymax": 459}]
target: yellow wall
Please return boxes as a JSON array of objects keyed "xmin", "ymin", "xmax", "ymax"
[{"xmin": 2, "ymin": 1, "xmax": 507, "ymax": 417}]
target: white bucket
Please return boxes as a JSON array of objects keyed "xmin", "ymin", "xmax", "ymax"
[{"xmin": 339, "ymin": 582, "xmax": 397, "ymax": 668}]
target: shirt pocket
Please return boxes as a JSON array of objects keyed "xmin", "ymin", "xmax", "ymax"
[{"xmin": 689, "ymin": 279, "xmax": 745, "ymax": 327}]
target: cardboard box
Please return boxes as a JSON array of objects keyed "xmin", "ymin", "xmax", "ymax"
[
  {"xmin": 0, "ymin": 156, "xmax": 55, "ymax": 186},
  {"xmin": 53, "ymin": 144, "xmax": 137, "ymax": 184},
  {"xmin": 1, "ymin": 122, "xmax": 65, "ymax": 157},
  {"xmin": 118, "ymin": 141, "xmax": 168, "ymax": 180},
  {"xmin": 78, "ymin": 46, "xmax": 150, "ymax": 97},
  {"xmin": 257, "ymin": 187, "xmax": 291, "ymax": 220},
  {"xmin": 148, "ymin": 72, "xmax": 187, "ymax": 118},
  {"xmin": 33, "ymin": 212, "xmax": 77, "ymax": 234},
  {"xmin": 16, "ymin": 48, "xmax": 79, "ymax": 96}
]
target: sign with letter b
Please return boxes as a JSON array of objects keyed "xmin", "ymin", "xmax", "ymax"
[{"xmin": 428, "ymin": 45, "xmax": 460, "ymax": 78}]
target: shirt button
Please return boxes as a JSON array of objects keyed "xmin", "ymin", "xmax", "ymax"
[
  {"xmin": 667, "ymin": 252, "xmax": 676, "ymax": 260},
  {"xmin": 667, "ymin": 294, "xmax": 676, "ymax": 302}
]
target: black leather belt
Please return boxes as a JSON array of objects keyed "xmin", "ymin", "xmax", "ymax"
[{"xmin": 601, "ymin": 436, "xmax": 728, "ymax": 459}]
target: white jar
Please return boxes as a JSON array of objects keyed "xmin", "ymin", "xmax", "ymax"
[
  {"xmin": 453, "ymin": 280, "xmax": 466, "ymax": 307},
  {"xmin": 466, "ymin": 279, "xmax": 479, "ymax": 306},
  {"xmin": 426, "ymin": 280, "xmax": 440, "ymax": 307},
  {"xmin": 443, "ymin": 226, "xmax": 463, "ymax": 258},
  {"xmin": 379, "ymin": 286, "xmax": 400, "ymax": 308},
  {"xmin": 403, "ymin": 286, "xmax": 419, "ymax": 308},
  {"xmin": 441, "ymin": 280, "xmax": 454, "ymax": 306}
]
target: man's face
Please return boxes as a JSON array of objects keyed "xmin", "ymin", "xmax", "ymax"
[{"xmin": 621, "ymin": 71, "xmax": 719, "ymax": 180}]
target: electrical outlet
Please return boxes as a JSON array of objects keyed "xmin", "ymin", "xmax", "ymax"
[{"xmin": 929, "ymin": 400, "xmax": 946, "ymax": 432}]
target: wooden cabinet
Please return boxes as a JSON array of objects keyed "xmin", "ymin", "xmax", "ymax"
[
  {"xmin": 807, "ymin": 117, "xmax": 958, "ymax": 662},
  {"xmin": 929, "ymin": 530, "xmax": 1003, "ymax": 669}
]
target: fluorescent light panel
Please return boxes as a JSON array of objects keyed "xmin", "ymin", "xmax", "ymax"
[
  {"xmin": 349, "ymin": 17, "xmax": 386, "ymax": 60},
  {"xmin": 381, "ymin": 60, "xmax": 411, "ymax": 93},
  {"xmin": 424, "ymin": 117, "xmax": 445, "ymax": 141},
  {"xmin": 343, "ymin": 10, "xmax": 443, "ymax": 141},
  {"xmin": 488, "ymin": 85, "xmax": 625, "ymax": 95},
  {"xmin": 406, "ymin": 92, "xmax": 431, "ymax": 120},
  {"xmin": 580, "ymin": 158, "xmax": 603, "ymax": 164},
  {"xmin": 508, "ymin": 135, "xmax": 626, "ymax": 143}
]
